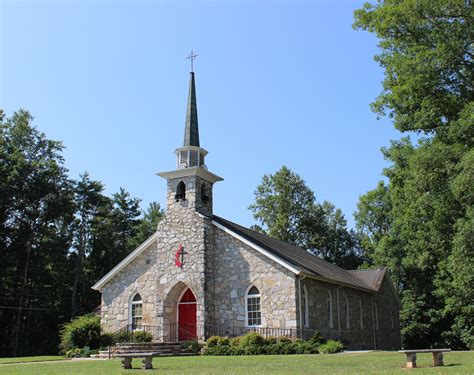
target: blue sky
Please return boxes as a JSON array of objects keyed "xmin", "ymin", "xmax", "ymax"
[{"xmin": 1, "ymin": 0, "xmax": 401, "ymax": 229}]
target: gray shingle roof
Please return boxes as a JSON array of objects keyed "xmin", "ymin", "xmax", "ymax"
[
  {"xmin": 210, "ymin": 214, "xmax": 379, "ymax": 292},
  {"xmin": 347, "ymin": 268, "xmax": 386, "ymax": 291},
  {"xmin": 183, "ymin": 72, "xmax": 200, "ymax": 147}
]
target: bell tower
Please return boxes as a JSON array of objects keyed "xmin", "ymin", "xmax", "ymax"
[{"xmin": 157, "ymin": 66, "xmax": 223, "ymax": 216}]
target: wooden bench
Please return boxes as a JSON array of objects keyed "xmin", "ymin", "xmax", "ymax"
[
  {"xmin": 398, "ymin": 349, "xmax": 451, "ymax": 368},
  {"xmin": 118, "ymin": 352, "xmax": 161, "ymax": 370}
]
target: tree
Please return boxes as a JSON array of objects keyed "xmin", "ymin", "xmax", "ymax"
[
  {"xmin": 353, "ymin": 0, "xmax": 473, "ymax": 133},
  {"xmin": 71, "ymin": 172, "xmax": 106, "ymax": 319},
  {"xmin": 129, "ymin": 201, "xmax": 164, "ymax": 249},
  {"xmin": 354, "ymin": 0, "xmax": 473, "ymax": 348},
  {"xmin": 249, "ymin": 166, "xmax": 363, "ymax": 269},
  {"xmin": 249, "ymin": 166, "xmax": 323, "ymax": 247},
  {"xmin": 0, "ymin": 109, "xmax": 75, "ymax": 356}
]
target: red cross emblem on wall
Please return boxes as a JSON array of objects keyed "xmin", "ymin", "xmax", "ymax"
[{"xmin": 175, "ymin": 244, "xmax": 186, "ymax": 268}]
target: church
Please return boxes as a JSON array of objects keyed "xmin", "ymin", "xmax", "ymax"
[{"xmin": 92, "ymin": 69, "xmax": 401, "ymax": 350}]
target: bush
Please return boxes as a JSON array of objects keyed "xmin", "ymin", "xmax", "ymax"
[
  {"xmin": 182, "ymin": 340, "xmax": 204, "ymax": 354},
  {"xmin": 318, "ymin": 339, "xmax": 344, "ymax": 354},
  {"xmin": 59, "ymin": 314, "xmax": 101, "ymax": 353},
  {"xmin": 205, "ymin": 336, "xmax": 220, "ymax": 348},
  {"xmin": 202, "ymin": 336, "xmax": 232, "ymax": 356},
  {"xmin": 308, "ymin": 331, "xmax": 326, "ymax": 346},
  {"xmin": 201, "ymin": 333, "xmax": 343, "ymax": 356},
  {"xmin": 129, "ymin": 331, "xmax": 153, "ymax": 343},
  {"xmin": 239, "ymin": 332, "xmax": 267, "ymax": 355}
]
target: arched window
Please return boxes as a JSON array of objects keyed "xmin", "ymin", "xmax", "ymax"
[
  {"xmin": 175, "ymin": 181, "xmax": 186, "ymax": 202},
  {"xmin": 302, "ymin": 285, "xmax": 309, "ymax": 327},
  {"xmin": 327, "ymin": 291, "xmax": 334, "ymax": 329},
  {"xmin": 130, "ymin": 293, "xmax": 143, "ymax": 329},
  {"xmin": 374, "ymin": 301, "xmax": 379, "ymax": 330},
  {"xmin": 246, "ymin": 286, "xmax": 261, "ymax": 327},
  {"xmin": 201, "ymin": 183, "xmax": 209, "ymax": 203},
  {"xmin": 344, "ymin": 293, "xmax": 350, "ymax": 329},
  {"xmin": 359, "ymin": 297, "xmax": 364, "ymax": 330}
]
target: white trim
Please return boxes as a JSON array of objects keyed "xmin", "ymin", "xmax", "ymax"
[
  {"xmin": 210, "ymin": 220, "xmax": 301, "ymax": 275},
  {"xmin": 92, "ymin": 232, "xmax": 159, "ymax": 291},
  {"xmin": 129, "ymin": 292, "xmax": 143, "ymax": 329},
  {"xmin": 245, "ymin": 285, "xmax": 262, "ymax": 328},
  {"xmin": 157, "ymin": 166, "xmax": 223, "ymax": 183}
]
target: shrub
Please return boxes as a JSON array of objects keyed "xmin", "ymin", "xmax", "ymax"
[
  {"xmin": 206, "ymin": 336, "xmax": 220, "ymax": 348},
  {"xmin": 318, "ymin": 339, "xmax": 344, "ymax": 354},
  {"xmin": 202, "ymin": 336, "xmax": 232, "ymax": 356},
  {"xmin": 239, "ymin": 332, "xmax": 267, "ymax": 355},
  {"xmin": 59, "ymin": 314, "xmax": 101, "ymax": 353},
  {"xmin": 308, "ymin": 331, "xmax": 326, "ymax": 346},
  {"xmin": 182, "ymin": 340, "xmax": 204, "ymax": 354},
  {"xmin": 129, "ymin": 331, "xmax": 153, "ymax": 343},
  {"xmin": 99, "ymin": 333, "xmax": 114, "ymax": 348}
]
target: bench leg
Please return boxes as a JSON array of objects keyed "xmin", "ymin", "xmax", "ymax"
[
  {"xmin": 121, "ymin": 357, "xmax": 132, "ymax": 369},
  {"xmin": 142, "ymin": 357, "xmax": 153, "ymax": 370},
  {"xmin": 406, "ymin": 353, "xmax": 417, "ymax": 368},
  {"xmin": 433, "ymin": 352, "xmax": 444, "ymax": 366}
]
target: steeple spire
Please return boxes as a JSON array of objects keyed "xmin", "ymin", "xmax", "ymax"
[{"xmin": 183, "ymin": 72, "xmax": 200, "ymax": 147}]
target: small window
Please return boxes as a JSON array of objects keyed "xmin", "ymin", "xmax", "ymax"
[
  {"xmin": 302, "ymin": 285, "xmax": 309, "ymax": 327},
  {"xmin": 175, "ymin": 181, "xmax": 186, "ymax": 202},
  {"xmin": 328, "ymin": 291, "xmax": 334, "ymax": 329},
  {"xmin": 131, "ymin": 293, "xmax": 143, "ymax": 329},
  {"xmin": 344, "ymin": 293, "xmax": 350, "ymax": 329},
  {"xmin": 359, "ymin": 297, "xmax": 364, "ymax": 330},
  {"xmin": 391, "ymin": 312, "xmax": 394, "ymax": 330},
  {"xmin": 246, "ymin": 286, "xmax": 261, "ymax": 327}
]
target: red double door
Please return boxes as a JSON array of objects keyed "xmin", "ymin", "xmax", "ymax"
[{"xmin": 178, "ymin": 288, "xmax": 197, "ymax": 341}]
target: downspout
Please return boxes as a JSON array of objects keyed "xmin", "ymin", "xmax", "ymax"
[{"xmin": 371, "ymin": 295, "xmax": 377, "ymax": 350}]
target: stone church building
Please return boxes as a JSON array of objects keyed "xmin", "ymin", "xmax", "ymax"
[{"xmin": 92, "ymin": 71, "xmax": 401, "ymax": 350}]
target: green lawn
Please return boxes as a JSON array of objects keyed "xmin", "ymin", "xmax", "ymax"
[
  {"xmin": 0, "ymin": 356, "xmax": 64, "ymax": 364},
  {"xmin": 0, "ymin": 351, "xmax": 472, "ymax": 374}
]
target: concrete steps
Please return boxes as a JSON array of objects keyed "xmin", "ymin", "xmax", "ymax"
[{"xmin": 97, "ymin": 342, "xmax": 197, "ymax": 358}]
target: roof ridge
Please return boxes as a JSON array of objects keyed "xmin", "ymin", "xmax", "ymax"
[{"xmin": 210, "ymin": 214, "xmax": 376, "ymax": 292}]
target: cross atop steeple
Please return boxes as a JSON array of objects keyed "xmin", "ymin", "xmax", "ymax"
[{"xmin": 186, "ymin": 50, "xmax": 198, "ymax": 73}]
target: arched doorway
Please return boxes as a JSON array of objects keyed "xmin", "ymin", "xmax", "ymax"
[{"xmin": 178, "ymin": 288, "xmax": 197, "ymax": 341}]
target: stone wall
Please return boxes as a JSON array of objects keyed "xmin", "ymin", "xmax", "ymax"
[
  {"xmin": 373, "ymin": 276, "xmax": 401, "ymax": 350},
  {"xmin": 100, "ymin": 240, "xmax": 158, "ymax": 333},
  {"xmin": 299, "ymin": 276, "xmax": 400, "ymax": 350},
  {"xmin": 206, "ymin": 224, "xmax": 298, "ymax": 330}
]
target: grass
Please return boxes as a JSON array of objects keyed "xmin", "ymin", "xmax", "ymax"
[
  {"xmin": 0, "ymin": 356, "xmax": 64, "ymax": 364},
  {"xmin": 0, "ymin": 351, "xmax": 472, "ymax": 374}
]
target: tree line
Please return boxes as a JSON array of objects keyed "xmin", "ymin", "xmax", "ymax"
[{"xmin": 0, "ymin": 110, "xmax": 163, "ymax": 356}]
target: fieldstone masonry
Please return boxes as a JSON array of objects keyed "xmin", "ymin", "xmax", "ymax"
[{"xmin": 95, "ymin": 71, "xmax": 400, "ymax": 349}]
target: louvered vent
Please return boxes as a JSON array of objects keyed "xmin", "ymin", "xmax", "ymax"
[
  {"xmin": 189, "ymin": 150, "xmax": 199, "ymax": 167},
  {"xmin": 179, "ymin": 151, "xmax": 188, "ymax": 168},
  {"xmin": 199, "ymin": 154, "xmax": 205, "ymax": 166}
]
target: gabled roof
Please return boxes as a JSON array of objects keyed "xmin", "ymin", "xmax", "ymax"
[
  {"xmin": 347, "ymin": 268, "xmax": 386, "ymax": 291},
  {"xmin": 207, "ymin": 215, "xmax": 378, "ymax": 293},
  {"xmin": 92, "ymin": 212, "xmax": 393, "ymax": 295},
  {"xmin": 92, "ymin": 232, "xmax": 158, "ymax": 291}
]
